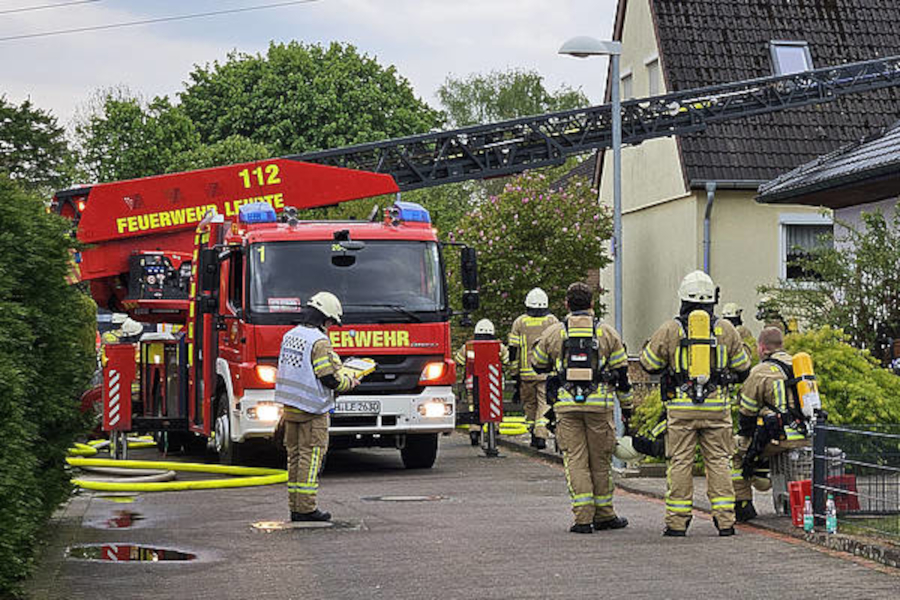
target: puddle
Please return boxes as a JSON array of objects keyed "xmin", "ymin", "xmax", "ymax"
[
  {"xmin": 86, "ymin": 510, "xmax": 144, "ymax": 530},
  {"xmin": 362, "ymin": 495, "xmax": 447, "ymax": 502},
  {"xmin": 251, "ymin": 520, "xmax": 362, "ymax": 532},
  {"xmin": 67, "ymin": 544, "xmax": 196, "ymax": 562}
]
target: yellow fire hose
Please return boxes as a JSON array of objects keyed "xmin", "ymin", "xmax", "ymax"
[{"xmin": 66, "ymin": 457, "xmax": 287, "ymax": 492}]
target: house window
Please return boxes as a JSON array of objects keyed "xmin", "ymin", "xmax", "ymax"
[
  {"xmin": 780, "ymin": 214, "xmax": 833, "ymax": 280},
  {"xmin": 770, "ymin": 41, "xmax": 813, "ymax": 75},
  {"xmin": 646, "ymin": 57, "xmax": 660, "ymax": 96},
  {"xmin": 621, "ymin": 71, "xmax": 633, "ymax": 100}
]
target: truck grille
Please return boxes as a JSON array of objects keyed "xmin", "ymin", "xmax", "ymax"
[{"xmin": 351, "ymin": 354, "xmax": 441, "ymax": 395}]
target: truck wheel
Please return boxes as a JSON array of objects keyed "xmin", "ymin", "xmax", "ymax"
[
  {"xmin": 401, "ymin": 433, "xmax": 438, "ymax": 469},
  {"xmin": 214, "ymin": 394, "xmax": 243, "ymax": 465}
]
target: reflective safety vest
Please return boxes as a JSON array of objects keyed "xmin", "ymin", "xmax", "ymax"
[{"xmin": 274, "ymin": 325, "xmax": 333, "ymax": 415}]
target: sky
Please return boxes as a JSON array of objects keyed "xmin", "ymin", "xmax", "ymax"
[{"xmin": 0, "ymin": 0, "xmax": 619, "ymax": 129}]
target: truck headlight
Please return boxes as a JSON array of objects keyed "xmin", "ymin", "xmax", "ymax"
[
  {"xmin": 248, "ymin": 402, "xmax": 282, "ymax": 422},
  {"xmin": 256, "ymin": 364, "xmax": 278, "ymax": 384},
  {"xmin": 418, "ymin": 401, "xmax": 451, "ymax": 418}
]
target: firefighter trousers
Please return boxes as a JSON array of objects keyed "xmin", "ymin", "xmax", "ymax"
[
  {"xmin": 521, "ymin": 379, "xmax": 549, "ymax": 439},
  {"xmin": 284, "ymin": 412, "xmax": 329, "ymax": 513},
  {"xmin": 556, "ymin": 410, "xmax": 617, "ymax": 525},
  {"xmin": 732, "ymin": 435, "xmax": 808, "ymax": 502},
  {"xmin": 665, "ymin": 416, "xmax": 735, "ymax": 531}
]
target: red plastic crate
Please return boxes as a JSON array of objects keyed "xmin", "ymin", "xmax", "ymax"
[
  {"xmin": 826, "ymin": 475, "xmax": 860, "ymax": 512},
  {"xmin": 789, "ymin": 479, "xmax": 812, "ymax": 527}
]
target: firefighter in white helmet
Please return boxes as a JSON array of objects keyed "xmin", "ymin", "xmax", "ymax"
[
  {"xmin": 723, "ymin": 302, "xmax": 757, "ymax": 364},
  {"xmin": 532, "ymin": 282, "xmax": 632, "ymax": 534},
  {"xmin": 640, "ymin": 271, "xmax": 751, "ymax": 537},
  {"xmin": 454, "ymin": 319, "xmax": 510, "ymax": 445},
  {"xmin": 508, "ymin": 287, "xmax": 559, "ymax": 449},
  {"xmin": 274, "ymin": 291, "xmax": 359, "ymax": 522}
]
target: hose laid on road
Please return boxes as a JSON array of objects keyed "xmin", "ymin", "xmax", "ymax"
[{"xmin": 66, "ymin": 457, "xmax": 287, "ymax": 492}]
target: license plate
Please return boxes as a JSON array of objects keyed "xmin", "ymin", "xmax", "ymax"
[{"xmin": 334, "ymin": 400, "xmax": 381, "ymax": 414}]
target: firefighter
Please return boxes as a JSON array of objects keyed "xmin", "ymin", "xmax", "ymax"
[
  {"xmin": 756, "ymin": 294, "xmax": 798, "ymax": 334},
  {"xmin": 532, "ymin": 282, "xmax": 632, "ymax": 534},
  {"xmin": 640, "ymin": 271, "xmax": 751, "ymax": 537},
  {"xmin": 101, "ymin": 314, "xmax": 144, "ymax": 344},
  {"xmin": 274, "ymin": 291, "xmax": 359, "ymax": 522},
  {"xmin": 508, "ymin": 287, "xmax": 559, "ymax": 450},
  {"xmin": 722, "ymin": 301, "xmax": 758, "ymax": 370},
  {"xmin": 733, "ymin": 327, "xmax": 810, "ymax": 522},
  {"xmin": 454, "ymin": 319, "xmax": 510, "ymax": 446}
]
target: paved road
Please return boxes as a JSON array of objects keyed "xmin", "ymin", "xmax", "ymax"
[{"xmin": 29, "ymin": 434, "xmax": 899, "ymax": 599}]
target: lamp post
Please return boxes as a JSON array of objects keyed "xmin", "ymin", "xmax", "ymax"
[{"xmin": 559, "ymin": 36, "xmax": 623, "ymax": 337}]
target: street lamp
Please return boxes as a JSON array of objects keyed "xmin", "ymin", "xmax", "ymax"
[{"xmin": 559, "ymin": 36, "xmax": 623, "ymax": 338}]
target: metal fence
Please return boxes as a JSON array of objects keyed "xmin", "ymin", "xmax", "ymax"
[{"xmin": 812, "ymin": 423, "xmax": 900, "ymax": 542}]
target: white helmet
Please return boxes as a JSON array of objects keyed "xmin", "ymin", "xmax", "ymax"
[
  {"xmin": 525, "ymin": 287, "xmax": 549, "ymax": 309},
  {"xmin": 678, "ymin": 270, "xmax": 716, "ymax": 304},
  {"xmin": 120, "ymin": 318, "xmax": 143, "ymax": 337},
  {"xmin": 474, "ymin": 319, "xmax": 495, "ymax": 336},
  {"xmin": 308, "ymin": 292, "xmax": 343, "ymax": 325},
  {"xmin": 722, "ymin": 302, "xmax": 742, "ymax": 318},
  {"xmin": 613, "ymin": 436, "xmax": 644, "ymax": 463},
  {"xmin": 111, "ymin": 312, "xmax": 128, "ymax": 325}
]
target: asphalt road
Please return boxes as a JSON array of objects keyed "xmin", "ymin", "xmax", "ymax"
[{"xmin": 28, "ymin": 434, "xmax": 900, "ymax": 599}]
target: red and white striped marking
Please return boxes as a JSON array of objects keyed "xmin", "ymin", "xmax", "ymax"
[
  {"xmin": 487, "ymin": 364, "xmax": 502, "ymax": 419},
  {"xmin": 108, "ymin": 369, "xmax": 121, "ymax": 428}
]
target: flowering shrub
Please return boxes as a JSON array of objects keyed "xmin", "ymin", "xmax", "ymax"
[{"xmin": 449, "ymin": 170, "xmax": 612, "ymax": 336}]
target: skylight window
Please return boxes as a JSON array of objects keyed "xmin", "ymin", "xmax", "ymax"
[{"xmin": 770, "ymin": 41, "xmax": 813, "ymax": 75}]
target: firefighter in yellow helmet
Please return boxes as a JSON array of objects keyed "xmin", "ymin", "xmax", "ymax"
[
  {"xmin": 732, "ymin": 327, "xmax": 811, "ymax": 522},
  {"xmin": 723, "ymin": 302, "xmax": 758, "ymax": 365},
  {"xmin": 756, "ymin": 294, "xmax": 799, "ymax": 334},
  {"xmin": 640, "ymin": 271, "xmax": 751, "ymax": 536},
  {"xmin": 274, "ymin": 291, "xmax": 359, "ymax": 522},
  {"xmin": 508, "ymin": 287, "xmax": 559, "ymax": 450},
  {"xmin": 532, "ymin": 282, "xmax": 632, "ymax": 534},
  {"xmin": 454, "ymin": 319, "xmax": 510, "ymax": 446}
]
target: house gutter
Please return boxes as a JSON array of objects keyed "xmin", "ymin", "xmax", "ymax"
[{"xmin": 703, "ymin": 182, "xmax": 716, "ymax": 274}]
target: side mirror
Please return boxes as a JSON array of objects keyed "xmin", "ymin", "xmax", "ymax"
[
  {"xmin": 460, "ymin": 246, "xmax": 478, "ymax": 291},
  {"xmin": 462, "ymin": 291, "xmax": 479, "ymax": 312},
  {"xmin": 199, "ymin": 248, "xmax": 220, "ymax": 293}
]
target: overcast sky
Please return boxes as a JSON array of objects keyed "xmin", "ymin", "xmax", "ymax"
[{"xmin": 0, "ymin": 0, "xmax": 619, "ymax": 129}]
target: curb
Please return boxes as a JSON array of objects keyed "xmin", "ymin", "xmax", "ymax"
[{"xmin": 498, "ymin": 435, "xmax": 900, "ymax": 571}]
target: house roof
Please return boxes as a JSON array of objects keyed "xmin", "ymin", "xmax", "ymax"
[
  {"xmin": 757, "ymin": 120, "xmax": 900, "ymax": 208},
  {"xmin": 622, "ymin": 0, "xmax": 900, "ymax": 187},
  {"xmin": 551, "ymin": 154, "xmax": 599, "ymax": 190}
]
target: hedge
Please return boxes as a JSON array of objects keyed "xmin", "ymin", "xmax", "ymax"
[{"xmin": 0, "ymin": 175, "xmax": 95, "ymax": 597}]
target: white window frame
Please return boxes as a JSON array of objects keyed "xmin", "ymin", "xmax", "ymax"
[
  {"xmin": 620, "ymin": 69, "xmax": 633, "ymax": 100},
  {"xmin": 770, "ymin": 40, "xmax": 813, "ymax": 75},
  {"xmin": 645, "ymin": 54, "xmax": 660, "ymax": 96},
  {"xmin": 778, "ymin": 212, "xmax": 833, "ymax": 281}
]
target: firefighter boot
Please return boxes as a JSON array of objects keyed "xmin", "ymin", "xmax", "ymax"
[
  {"xmin": 735, "ymin": 500, "xmax": 758, "ymax": 523},
  {"xmin": 291, "ymin": 509, "xmax": 332, "ymax": 522},
  {"xmin": 663, "ymin": 517, "xmax": 691, "ymax": 537},
  {"xmin": 713, "ymin": 516, "xmax": 736, "ymax": 537},
  {"xmin": 594, "ymin": 516, "xmax": 629, "ymax": 531},
  {"xmin": 569, "ymin": 523, "xmax": 593, "ymax": 534},
  {"xmin": 469, "ymin": 430, "xmax": 481, "ymax": 446},
  {"xmin": 531, "ymin": 434, "xmax": 546, "ymax": 450}
]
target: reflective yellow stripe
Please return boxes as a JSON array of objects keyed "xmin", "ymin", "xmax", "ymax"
[
  {"xmin": 773, "ymin": 380, "xmax": 787, "ymax": 413},
  {"xmin": 730, "ymin": 349, "xmax": 750, "ymax": 369},
  {"xmin": 609, "ymin": 348, "xmax": 627, "ymax": 368},
  {"xmin": 642, "ymin": 346, "xmax": 664, "ymax": 369},
  {"xmin": 740, "ymin": 393, "xmax": 759, "ymax": 412},
  {"xmin": 568, "ymin": 327, "xmax": 594, "ymax": 336}
]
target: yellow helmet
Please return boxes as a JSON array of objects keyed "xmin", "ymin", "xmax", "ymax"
[
  {"xmin": 308, "ymin": 292, "xmax": 343, "ymax": 325},
  {"xmin": 678, "ymin": 270, "xmax": 716, "ymax": 304}
]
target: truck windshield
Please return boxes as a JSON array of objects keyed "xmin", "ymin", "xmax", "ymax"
[{"xmin": 248, "ymin": 240, "xmax": 446, "ymax": 324}]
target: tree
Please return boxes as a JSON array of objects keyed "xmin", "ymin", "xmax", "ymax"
[
  {"xmin": 437, "ymin": 68, "xmax": 589, "ymax": 128},
  {"xmin": 165, "ymin": 134, "xmax": 271, "ymax": 173},
  {"xmin": 760, "ymin": 207, "xmax": 900, "ymax": 359},
  {"xmin": 449, "ymin": 167, "xmax": 612, "ymax": 335},
  {"xmin": 0, "ymin": 96, "xmax": 74, "ymax": 194},
  {"xmin": 179, "ymin": 41, "xmax": 443, "ymax": 155}
]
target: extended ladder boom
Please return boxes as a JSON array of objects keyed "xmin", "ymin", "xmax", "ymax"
[{"xmin": 295, "ymin": 55, "xmax": 900, "ymax": 191}]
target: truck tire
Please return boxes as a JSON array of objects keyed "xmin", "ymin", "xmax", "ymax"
[
  {"xmin": 401, "ymin": 433, "xmax": 438, "ymax": 469},
  {"xmin": 214, "ymin": 393, "xmax": 243, "ymax": 465}
]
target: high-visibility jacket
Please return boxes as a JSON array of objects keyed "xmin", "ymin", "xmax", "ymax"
[
  {"xmin": 531, "ymin": 311, "xmax": 632, "ymax": 413},
  {"xmin": 508, "ymin": 313, "xmax": 559, "ymax": 381},
  {"xmin": 274, "ymin": 325, "xmax": 335, "ymax": 415},
  {"xmin": 739, "ymin": 350, "xmax": 807, "ymax": 442},
  {"xmin": 640, "ymin": 317, "xmax": 750, "ymax": 420}
]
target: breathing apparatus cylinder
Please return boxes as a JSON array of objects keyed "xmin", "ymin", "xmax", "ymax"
[
  {"xmin": 564, "ymin": 314, "xmax": 597, "ymax": 403},
  {"xmin": 792, "ymin": 352, "xmax": 820, "ymax": 419}
]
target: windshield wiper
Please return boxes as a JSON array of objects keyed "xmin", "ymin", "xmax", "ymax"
[{"xmin": 345, "ymin": 303, "xmax": 423, "ymax": 322}]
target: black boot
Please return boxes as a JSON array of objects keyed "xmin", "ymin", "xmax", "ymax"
[
  {"xmin": 291, "ymin": 508, "xmax": 332, "ymax": 522},
  {"xmin": 713, "ymin": 516, "xmax": 736, "ymax": 537},
  {"xmin": 469, "ymin": 431, "xmax": 480, "ymax": 446},
  {"xmin": 594, "ymin": 516, "xmax": 629, "ymax": 531},
  {"xmin": 735, "ymin": 500, "xmax": 757, "ymax": 523},
  {"xmin": 570, "ymin": 523, "xmax": 593, "ymax": 534},
  {"xmin": 533, "ymin": 436, "xmax": 547, "ymax": 450},
  {"xmin": 662, "ymin": 527, "xmax": 686, "ymax": 537}
]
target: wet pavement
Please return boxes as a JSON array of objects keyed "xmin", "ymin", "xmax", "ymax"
[{"xmin": 27, "ymin": 434, "xmax": 900, "ymax": 599}]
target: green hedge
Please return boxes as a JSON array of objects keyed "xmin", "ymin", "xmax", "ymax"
[{"xmin": 0, "ymin": 176, "xmax": 95, "ymax": 597}]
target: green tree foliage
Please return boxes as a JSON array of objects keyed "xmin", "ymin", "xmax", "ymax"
[
  {"xmin": 785, "ymin": 326, "xmax": 900, "ymax": 424},
  {"xmin": 437, "ymin": 68, "xmax": 589, "ymax": 127},
  {"xmin": 449, "ymin": 169, "xmax": 612, "ymax": 335},
  {"xmin": 165, "ymin": 134, "xmax": 272, "ymax": 173},
  {"xmin": 179, "ymin": 41, "xmax": 442, "ymax": 155},
  {"xmin": 0, "ymin": 176, "xmax": 96, "ymax": 596},
  {"xmin": 760, "ymin": 208, "xmax": 900, "ymax": 359},
  {"xmin": 0, "ymin": 96, "xmax": 74, "ymax": 194}
]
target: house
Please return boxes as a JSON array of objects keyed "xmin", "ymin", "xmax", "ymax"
[{"xmin": 591, "ymin": 0, "xmax": 900, "ymax": 351}]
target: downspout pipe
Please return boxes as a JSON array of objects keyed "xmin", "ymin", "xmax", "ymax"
[{"xmin": 703, "ymin": 182, "xmax": 717, "ymax": 274}]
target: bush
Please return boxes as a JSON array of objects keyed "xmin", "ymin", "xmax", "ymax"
[
  {"xmin": 785, "ymin": 326, "xmax": 900, "ymax": 424},
  {"xmin": 0, "ymin": 176, "xmax": 95, "ymax": 597}
]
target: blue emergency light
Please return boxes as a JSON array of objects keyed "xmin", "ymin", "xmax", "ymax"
[
  {"xmin": 392, "ymin": 201, "xmax": 431, "ymax": 224},
  {"xmin": 238, "ymin": 202, "xmax": 277, "ymax": 224}
]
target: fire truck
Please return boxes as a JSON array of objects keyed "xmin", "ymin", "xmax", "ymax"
[{"xmin": 55, "ymin": 54, "xmax": 900, "ymax": 466}]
